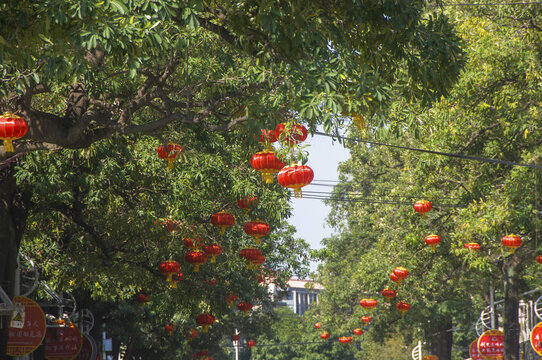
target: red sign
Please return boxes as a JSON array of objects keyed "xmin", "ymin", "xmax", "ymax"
[
  {"xmin": 530, "ymin": 321, "xmax": 542, "ymax": 356},
  {"xmin": 7, "ymin": 296, "xmax": 47, "ymax": 356},
  {"xmin": 469, "ymin": 338, "xmax": 484, "ymax": 360},
  {"xmin": 45, "ymin": 326, "xmax": 83, "ymax": 360},
  {"xmin": 74, "ymin": 334, "xmax": 93, "ymax": 360},
  {"xmin": 477, "ymin": 330, "xmax": 503, "ymax": 360}
]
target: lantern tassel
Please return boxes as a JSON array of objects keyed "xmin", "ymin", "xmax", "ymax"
[
  {"xmin": 166, "ymin": 273, "xmax": 173, "ymax": 282},
  {"xmin": 219, "ymin": 227, "xmax": 226, "ymax": 236},
  {"xmin": 3, "ymin": 139, "xmax": 14, "ymax": 153},
  {"xmin": 509, "ymin": 248, "xmax": 515, "ymax": 254},
  {"xmin": 202, "ymin": 325, "xmax": 209, "ymax": 333},
  {"xmin": 431, "ymin": 245, "xmax": 436, "ymax": 252},
  {"xmin": 293, "ymin": 188, "xmax": 302, "ymax": 198},
  {"xmin": 193, "ymin": 264, "xmax": 200, "ymax": 272},
  {"xmin": 254, "ymin": 237, "xmax": 262, "ymax": 245},
  {"xmin": 167, "ymin": 158, "xmax": 175, "ymax": 169},
  {"xmin": 243, "ymin": 310, "xmax": 248, "ymax": 317},
  {"xmin": 170, "ymin": 281, "xmax": 178, "ymax": 289},
  {"xmin": 211, "ymin": 255, "xmax": 216, "ymax": 263},
  {"xmin": 263, "ymin": 172, "xmax": 273, "ymax": 184}
]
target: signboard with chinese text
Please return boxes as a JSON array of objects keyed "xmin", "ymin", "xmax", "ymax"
[
  {"xmin": 530, "ymin": 321, "xmax": 542, "ymax": 356},
  {"xmin": 477, "ymin": 330, "xmax": 504, "ymax": 360},
  {"xmin": 469, "ymin": 338, "xmax": 484, "ymax": 360},
  {"xmin": 45, "ymin": 325, "xmax": 83, "ymax": 360},
  {"xmin": 6, "ymin": 296, "xmax": 47, "ymax": 356},
  {"xmin": 74, "ymin": 334, "xmax": 94, "ymax": 360}
]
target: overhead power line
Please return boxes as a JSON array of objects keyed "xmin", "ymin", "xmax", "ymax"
[{"xmin": 442, "ymin": 1, "xmax": 542, "ymax": 5}]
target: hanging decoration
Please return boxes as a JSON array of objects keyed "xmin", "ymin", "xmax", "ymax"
[
  {"xmin": 392, "ymin": 267, "xmax": 409, "ymax": 284},
  {"xmin": 361, "ymin": 316, "xmax": 372, "ymax": 325},
  {"xmin": 239, "ymin": 247, "xmax": 263, "ymax": 269},
  {"xmin": 425, "ymin": 234, "xmax": 441, "ymax": 251},
  {"xmin": 203, "ymin": 244, "xmax": 223, "ymax": 263},
  {"xmin": 244, "ymin": 220, "xmax": 270, "ymax": 245},
  {"xmin": 157, "ymin": 143, "xmax": 184, "ymax": 169},
  {"xmin": 258, "ymin": 129, "xmax": 277, "ymax": 150},
  {"xmin": 390, "ymin": 273, "xmax": 401, "ymax": 285},
  {"xmin": 185, "ymin": 329, "xmax": 197, "ymax": 342},
  {"xmin": 464, "ymin": 242, "xmax": 481, "ymax": 251},
  {"xmin": 237, "ymin": 302, "xmax": 253, "ymax": 316},
  {"xmin": 211, "ymin": 211, "xmax": 235, "ymax": 235},
  {"xmin": 537, "ymin": 255, "xmax": 542, "ymax": 264},
  {"xmin": 353, "ymin": 328, "xmax": 364, "ymax": 337},
  {"xmin": 251, "ymin": 254, "xmax": 265, "ymax": 269},
  {"xmin": 164, "ymin": 324, "xmax": 174, "ymax": 334},
  {"xmin": 159, "ymin": 260, "xmax": 180, "ymax": 283},
  {"xmin": 321, "ymin": 332, "xmax": 330, "ymax": 341},
  {"xmin": 0, "ymin": 113, "xmax": 28, "ymax": 153},
  {"xmin": 359, "ymin": 298, "xmax": 378, "ymax": 312},
  {"xmin": 156, "ymin": 218, "xmax": 181, "ymax": 233},
  {"xmin": 232, "ymin": 334, "xmax": 241, "ymax": 342},
  {"xmin": 381, "ymin": 288, "xmax": 396, "ymax": 302},
  {"xmin": 196, "ymin": 313, "xmax": 215, "ymax": 333},
  {"xmin": 314, "ymin": 322, "xmax": 321, "ymax": 330},
  {"xmin": 250, "ymin": 150, "xmax": 286, "ymax": 184},
  {"xmin": 185, "ymin": 250, "xmax": 208, "ymax": 272},
  {"xmin": 171, "ymin": 272, "xmax": 184, "ymax": 288},
  {"xmin": 237, "ymin": 196, "xmax": 258, "ymax": 216},
  {"xmin": 247, "ymin": 340, "xmax": 257, "ymax": 348},
  {"xmin": 226, "ymin": 293, "xmax": 239, "ymax": 307},
  {"xmin": 277, "ymin": 164, "xmax": 314, "ymax": 198},
  {"xmin": 501, "ymin": 234, "xmax": 522, "ymax": 254},
  {"xmin": 274, "ymin": 122, "xmax": 308, "ymax": 146},
  {"xmin": 396, "ymin": 301, "xmax": 411, "ymax": 316},
  {"xmin": 136, "ymin": 292, "xmax": 150, "ymax": 307},
  {"xmin": 413, "ymin": 200, "xmax": 432, "ymax": 217},
  {"xmin": 338, "ymin": 336, "xmax": 353, "ymax": 345}
]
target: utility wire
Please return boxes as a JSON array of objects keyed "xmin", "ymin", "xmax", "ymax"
[
  {"xmin": 315, "ymin": 131, "xmax": 542, "ymax": 170},
  {"xmin": 442, "ymin": 1, "xmax": 542, "ymax": 5}
]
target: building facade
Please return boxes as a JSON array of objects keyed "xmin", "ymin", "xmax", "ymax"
[{"xmin": 268, "ymin": 279, "xmax": 324, "ymax": 315}]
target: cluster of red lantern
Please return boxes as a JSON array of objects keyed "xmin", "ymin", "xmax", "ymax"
[
  {"xmin": 338, "ymin": 336, "xmax": 353, "ymax": 345},
  {"xmin": 196, "ymin": 313, "xmax": 215, "ymax": 333},
  {"xmin": 0, "ymin": 112, "xmax": 28, "ymax": 153},
  {"xmin": 159, "ymin": 260, "xmax": 180, "ymax": 283},
  {"xmin": 157, "ymin": 142, "xmax": 184, "ymax": 169}
]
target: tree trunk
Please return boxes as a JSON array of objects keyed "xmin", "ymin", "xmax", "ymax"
[
  {"xmin": 502, "ymin": 255, "xmax": 522, "ymax": 360},
  {"xmin": 433, "ymin": 320, "xmax": 453, "ymax": 360},
  {"xmin": 0, "ymin": 165, "xmax": 30, "ymax": 360}
]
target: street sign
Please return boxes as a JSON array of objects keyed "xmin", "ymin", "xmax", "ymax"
[
  {"xmin": 469, "ymin": 338, "xmax": 484, "ymax": 360},
  {"xmin": 6, "ymin": 296, "xmax": 47, "ymax": 356},
  {"xmin": 477, "ymin": 329, "xmax": 504, "ymax": 360},
  {"xmin": 45, "ymin": 325, "xmax": 83, "ymax": 360},
  {"xmin": 530, "ymin": 321, "xmax": 542, "ymax": 356},
  {"xmin": 74, "ymin": 334, "xmax": 94, "ymax": 360}
]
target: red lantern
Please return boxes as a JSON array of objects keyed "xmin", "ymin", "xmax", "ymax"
[
  {"xmin": 359, "ymin": 298, "xmax": 378, "ymax": 312},
  {"xmin": 184, "ymin": 238, "xmax": 204, "ymax": 249},
  {"xmin": 157, "ymin": 143, "xmax": 184, "ymax": 169},
  {"xmin": 170, "ymin": 272, "xmax": 184, "ymax": 288},
  {"xmin": 196, "ymin": 350, "xmax": 209, "ymax": 359},
  {"xmin": 537, "ymin": 255, "xmax": 542, "ymax": 264},
  {"xmin": 244, "ymin": 220, "xmax": 270, "ymax": 245},
  {"xmin": 226, "ymin": 293, "xmax": 239, "ymax": 307},
  {"xmin": 203, "ymin": 244, "xmax": 223, "ymax": 263},
  {"xmin": 237, "ymin": 302, "xmax": 253, "ymax": 316},
  {"xmin": 353, "ymin": 328, "xmax": 364, "ymax": 337},
  {"xmin": 397, "ymin": 301, "xmax": 411, "ymax": 316},
  {"xmin": 258, "ymin": 129, "xmax": 277, "ymax": 150},
  {"xmin": 196, "ymin": 313, "xmax": 215, "ymax": 333},
  {"xmin": 381, "ymin": 288, "xmax": 396, "ymax": 302},
  {"xmin": 274, "ymin": 122, "xmax": 308, "ymax": 145},
  {"xmin": 185, "ymin": 250, "xmax": 208, "ymax": 272},
  {"xmin": 164, "ymin": 324, "xmax": 174, "ymax": 334},
  {"xmin": 314, "ymin": 322, "xmax": 321, "ymax": 330},
  {"xmin": 0, "ymin": 113, "xmax": 28, "ymax": 153},
  {"xmin": 159, "ymin": 260, "xmax": 180, "ymax": 282},
  {"xmin": 247, "ymin": 340, "xmax": 257, "ymax": 348},
  {"xmin": 361, "ymin": 316, "xmax": 372, "ymax": 325},
  {"xmin": 251, "ymin": 254, "xmax": 265, "ymax": 269},
  {"xmin": 393, "ymin": 267, "xmax": 409, "ymax": 283},
  {"xmin": 425, "ymin": 234, "xmax": 441, "ymax": 251},
  {"xmin": 502, "ymin": 234, "xmax": 522, "ymax": 254},
  {"xmin": 250, "ymin": 150, "xmax": 286, "ymax": 184},
  {"xmin": 413, "ymin": 200, "xmax": 432, "ymax": 217},
  {"xmin": 211, "ymin": 211, "xmax": 235, "ymax": 235},
  {"xmin": 321, "ymin": 332, "xmax": 330, "ymax": 341},
  {"xmin": 390, "ymin": 273, "xmax": 400, "ymax": 285},
  {"xmin": 185, "ymin": 329, "xmax": 197, "ymax": 342},
  {"xmin": 277, "ymin": 164, "xmax": 314, "ymax": 198},
  {"xmin": 240, "ymin": 247, "xmax": 263, "ymax": 269},
  {"xmin": 464, "ymin": 242, "xmax": 481, "ymax": 251},
  {"xmin": 338, "ymin": 336, "xmax": 353, "ymax": 345},
  {"xmin": 237, "ymin": 196, "xmax": 258, "ymax": 215},
  {"xmin": 232, "ymin": 334, "xmax": 241, "ymax": 342},
  {"xmin": 136, "ymin": 292, "xmax": 150, "ymax": 307}
]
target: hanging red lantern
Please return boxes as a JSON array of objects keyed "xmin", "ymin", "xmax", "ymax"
[
  {"xmin": 203, "ymin": 244, "xmax": 223, "ymax": 263},
  {"xmin": 413, "ymin": 200, "xmax": 432, "ymax": 217},
  {"xmin": 239, "ymin": 247, "xmax": 263, "ymax": 269},
  {"xmin": 185, "ymin": 329, "xmax": 197, "ymax": 342},
  {"xmin": 184, "ymin": 238, "xmax": 205, "ymax": 249},
  {"xmin": 237, "ymin": 196, "xmax": 258, "ymax": 215},
  {"xmin": 397, "ymin": 301, "xmax": 411, "ymax": 316},
  {"xmin": 164, "ymin": 324, "xmax": 174, "ymax": 334},
  {"xmin": 381, "ymin": 288, "xmax": 396, "ymax": 302},
  {"xmin": 157, "ymin": 143, "xmax": 184, "ymax": 169},
  {"xmin": 136, "ymin": 292, "xmax": 150, "ymax": 307},
  {"xmin": 338, "ymin": 336, "xmax": 353, "ymax": 345},
  {"xmin": 258, "ymin": 129, "xmax": 277, "ymax": 150},
  {"xmin": 196, "ymin": 350, "xmax": 209, "ymax": 359},
  {"xmin": 359, "ymin": 298, "xmax": 378, "ymax": 312},
  {"xmin": 321, "ymin": 332, "xmax": 330, "ymax": 341},
  {"xmin": 237, "ymin": 302, "xmax": 253, "ymax": 316},
  {"xmin": 251, "ymin": 254, "xmax": 265, "ymax": 269},
  {"xmin": 247, "ymin": 340, "xmax": 257, "ymax": 348},
  {"xmin": 196, "ymin": 313, "xmax": 215, "ymax": 333},
  {"xmin": 314, "ymin": 322, "xmax": 321, "ymax": 330},
  {"xmin": 353, "ymin": 328, "xmax": 364, "ymax": 337},
  {"xmin": 361, "ymin": 316, "xmax": 372, "ymax": 325},
  {"xmin": 226, "ymin": 293, "xmax": 239, "ymax": 307},
  {"xmin": 277, "ymin": 164, "xmax": 314, "ymax": 198},
  {"xmin": 537, "ymin": 255, "xmax": 542, "ymax": 264},
  {"xmin": 274, "ymin": 122, "xmax": 308, "ymax": 145},
  {"xmin": 170, "ymin": 272, "xmax": 184, "ymax": 288},
  {"xmin": 390, "ymin": 273, "xmax": 400, "ymax": 285},
  {"xmin": 0, "ymin": 113, "xmax": 28, "ymax": 153},
  {"xmin": 244, "ymin": 220, "xmax": 270, "ymax": 245},
  {"xmin": 464, "ymin": 242, "xmax": 481, "ymax": 251},
  {"xmin": 502, "ymin": 234, "xmax": 522, "ymax": 254},
  {"xmin": 393, "ymin": 267, "xmax": 409, "ymax": 283},
  {"xmin": 425, "ymin": 234, "xmax": 441, "ymax": 251},
  {"xmin": 185, "ymin": 250, "xmax": 208, "ymax": 272},
  {"xmin": 232, "ymin": 334, "xmax": 241, "ymax": 342},
  {"xmin": 211, "ymin": 211, "xmax": 235, "ymax": 235},
  {"xmin": 159, "ymin": 260, "xmax": 180, "ymax": 282},
  {"xmin": 250, "ymin": 150, "xmax": 286, "ymax": 184}
]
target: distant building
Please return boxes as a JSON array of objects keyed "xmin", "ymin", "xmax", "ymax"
[{"xmin": 268, "ymin": 279, "xmax": 324, "ymax": 315}]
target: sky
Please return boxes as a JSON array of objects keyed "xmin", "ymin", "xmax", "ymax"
[{"xmin": 286, "ymin": 131, "xmax": 351, "ymax": 272}]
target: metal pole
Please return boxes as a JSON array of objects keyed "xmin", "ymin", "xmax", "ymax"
[
  {"xmin": 490, "ymin": 280, "xmax": 496, "ymax": 329},
  {"xmin": 234, "ymin": 328, "xmax": 239, "ymax": 360}
]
